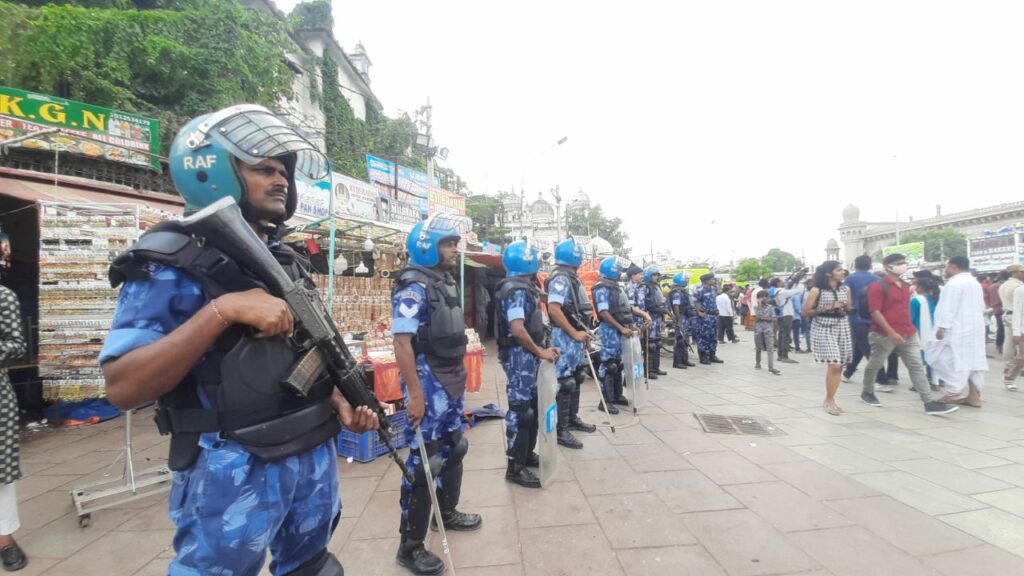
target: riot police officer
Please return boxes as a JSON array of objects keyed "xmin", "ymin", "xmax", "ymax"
[
  {"xmin": 669, "ymin": 273, "xmax": 697, "ymax": 369},
  {"xmin": 100, "ymin": 105, "xmax": 377, "ymax": 576},
  {"xmin": 593, "ymin": 257, "xmax": 649, "ymax": 411},
  {"xmin": 545, "ymin": 237, "xmax": 597, "ymax": 449},
  {"xmin": 640, "ymin": 266, "xmax": 669, "ymax": 379},
  {"xmin": 392, "ymin": 215, "xmax": 482, "ymax": 575},
  {"xmin": 495, "ymin": 240, "xmax": 559, "ymax": 487},
  {"xmin": 694, "ymin": 273, "xmax": 725, "ymax": 364}
]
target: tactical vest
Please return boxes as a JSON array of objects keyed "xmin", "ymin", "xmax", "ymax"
[
  {"xmin": 546, "ymin": 266, "xmax": 594, "ymax": 330},
  {"xmin": 644, "ymin": 280, "xmax": 667, "ymax": 315},
  {"xmin": 393, "ymin": 266, "xmax": 468, "ymax": 365},
  {"xmin": 669, "ymin": 287, "xmax": 694, "ymax": 317},
  {"xmin": 594, "ymin": 278, "xmax": 634, "ymax": 326},
  {"xmin": 108, "ymin": 221, "xmax": 339, "ymax": 471},
  {"xmin": 494, "ymin": 276, "xmax": 545, "ymax": 350}
]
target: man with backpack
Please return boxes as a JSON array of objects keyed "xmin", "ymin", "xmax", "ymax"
[
  {"xmin": 860, "ymin": 253, "xmax": 959, "ymax": 415},
  {"xmin": 843, "ymin": 255, "xmax": 878, "ymax": 382}
]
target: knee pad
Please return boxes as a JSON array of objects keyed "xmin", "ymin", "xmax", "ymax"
[
  {"xmin": 603, "ymin": 361, "xmax": 621, "ymax": 376},
  {"xmin": 411, "ymin": 447, "xmax": 444, "ymax": 488},
  {"xmin": 509, "ymin": 401, "xmax": 537, "ymax": 428},
  {"xmin": 446, "ymin": 430, "xmax": 469, "ymax": 465},
  {"xmin": 286, "ymin": 550, "xmax": 344, "ymax": 576},
  {"xmin": 557, "ymin": 376, "xmax": 576, "ymax": 395},
  {"xmin": 573, "ymin": 367, "xmax": 587, "ymax": 387}
]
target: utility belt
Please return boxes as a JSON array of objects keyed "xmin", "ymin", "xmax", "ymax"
[{"xmin": 420, "ymin": 427, "xmax": 464, "ymax": 455}]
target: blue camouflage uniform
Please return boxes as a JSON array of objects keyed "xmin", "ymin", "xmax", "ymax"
[
  {"xmin": 391, "ymin": 283, "xmax": 465, "ymax": 523},
  {"xmin": 497, "ymin": 286, "xmax": 540, "ymax": 453},
  {"xmin": 593, "ymin": 285, "xmax": 622, "ymax": 378},
  {"xmin": 693, "ymin": 284, "xmax": 719, "ymax": 357},
  {"xmin": 99, "ymin": 262, "xmax": 339, "ymax": 576},
  {"xmin": 670, "ymin": 288, "xmax": 694, "ymax": 352},
  {"xmin": 640, "ymin": 282, "xmax": 663, "ymax": 341},
  {"xmin": 547, "ymin": 275, "xmax": 585, "ymax": 379},
  {"xmin": 627, "ymin": 281, "xmax": 645, "ymax": 331}
]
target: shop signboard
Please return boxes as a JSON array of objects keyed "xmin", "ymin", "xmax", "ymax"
[
  {"xmin": 295, "ymin": 171, "xmax": 332, "ymax": 218},
  {"xmin": 882, "ymin": 242, "xmax": 925, "ymax": 264},
  {"xmin": 366, "ymin": 154, "xmax": 433, "ymax": 204},
  {"xmin": 428, "ymin": 185, "xmax": 466, "ymax": 216},
  {"xmin": 380, "ymin": 197, "xmax": 421, "ymax": 230},
  {"xmin": 366, "ymin": 154, "xmax": 395, "ymax": 188},
  {"xmin": 333, "ymin": 171, "xmax": 381, "ymax": 221},
  {"xmin": 0, "ymin": 86, "xmax": 160, "ymax": 171}
]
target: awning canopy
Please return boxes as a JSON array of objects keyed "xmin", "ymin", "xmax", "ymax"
[
  {"xmin": 0, "ymin": 168, "xmax": 184, "ymax": 214},
  {"xmin": 286, "ymin": 213, "xmax": 408, "ymax": 247},
  {"xmin": 465, "ymin": 251, "xmax": 503, "ymax": 269}
]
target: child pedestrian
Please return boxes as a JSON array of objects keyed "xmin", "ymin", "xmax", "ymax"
[{"xmin": 754, "ymin": 290, "xmax": 781, "ymax": 375}]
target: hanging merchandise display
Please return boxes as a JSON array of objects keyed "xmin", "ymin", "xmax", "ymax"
[{"xmin": 37, "ymin": 203, "xmax": 175, "ymax": 401}]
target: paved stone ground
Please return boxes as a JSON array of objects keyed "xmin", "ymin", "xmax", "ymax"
[{"xmin": 15, "ymin": 335, "xmax": 1024, "ymax": 575}]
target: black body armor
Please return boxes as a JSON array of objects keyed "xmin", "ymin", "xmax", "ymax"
[
  {"xmin": 495, "ymin": 276, "xmax": 545, "ymax": 350},
  {"xmin": 393, "ymin": 266, "xmax": 468, "ymax": 366},
  {"xmin": 546, "ymin": 266, "xmax": 594, "ymax": 330},
  {"xmin": 644, "ymin": 280, "xmax": 667, "ymax": 315},
  {"xmin": 593, "ymin": 278, "xmax": 634, "ymax": 326}
]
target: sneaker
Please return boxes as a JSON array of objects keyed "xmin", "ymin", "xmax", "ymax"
[
  {"xmin": 924, "ymin": 401, "xmax": 959, "ymax": 416},
  {"xmin": 779, "ymin": 358, "xmax": 798, "ymax": 364},
  {"xmin": 755, "ymin": 364, "xmax": 762, "ymax": 370},
  {"xmin": 877, "ymin": 384, "xmax": 896, "ymax": 394},
  {"xmin": 860, "ymin": 392, "xmax": 882, "ymax": 407},
  {"xmin": 769, "ymin": 369, "xmax": 781, "ymax": 375},
  {"xmin": 1004, "ymin": 381, "xmax": 1019, "ymax": 392}
]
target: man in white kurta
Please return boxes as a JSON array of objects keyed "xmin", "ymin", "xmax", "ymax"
[{"xmin": 927, "ymin": 257, "xmax": 988, "ymax": 406}]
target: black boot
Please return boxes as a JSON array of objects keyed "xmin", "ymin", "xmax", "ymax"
[
  {"xmin": 506, "ymin": 459, "xmax": 542, "ymax": 488},
  {"xmin": 611, "ymin": 362, "xmax": 630, "ymax": 406},
  {"xmin": 396, "ymin": 539, "xmax": 445, "ymax": 576},
  {"xmin": 699, "ymin": 351, "xmax": 711, "ymax": 365},
  {"xmin": 651, "ymin": 346, "xmax": 668, "ymax": 375},
  {"xmin": 526, "ymin": 452, "xmax": 540, "ymax": 467},
  {"xmin": 710, "ymin": 354, "xmax": 724, "ymax": 364},
  {"xmin": 568, "ymin": 373, "xmax": 596, "ymax": 433},
  {"xmin": 556, "ymin": 389, "xmax": 584, "ymax": 448},
  {"xmin": 435, "ymin": 433, "xmax": 482, "ymax": 531}
]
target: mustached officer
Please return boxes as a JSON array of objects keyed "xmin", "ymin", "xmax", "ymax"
[
  {"xmin": 392, "ymin": 215, "xmax": 482, "ymax": 575},
  {"xmin": 694, "ymin": 273, "xmax": 725, "ymax": 364},
  {"xmin": 640, "ymin": 266, "xmax": 669, "ymax": 378},
  {"xmin": 496, "ymin": 240, "xmax": 559, "ymax": 487},
  {"xmin": 545, "ymin": 237, "xmax": 597, "ymax": 449},
  {"xmin": 592, "ymin": 257, "xmax": 647, "ymax": 412},
  {"xmin": 669, "ymin": 273, "xmax": 697, "ymax": 369},
  {"xmin": 101, "ymin": 105, "xmax": 377, "ymax": 576}
]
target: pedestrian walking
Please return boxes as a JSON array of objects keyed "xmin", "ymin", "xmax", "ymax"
[
  {"xmin": 717, "ymin": 283, "xmax": 739, "ymax": 344},
  {"xmin": 998, "ymin": 264, "xmax": 1024, "ymax": 389},
  {"xmin": 910, "ymin": 270, "xmax": 941, "ymax": 388},
  {"xmin": 930, "ymin": 256, "xmax": 988, "ymax": 408},
  {"xmin": 843, "ymin": 255, "xmax": 877, "ymax": 383},
  {"xmin": 803, "ymin": 261, "xmax": 852, "ymax": 415},
  {"xmin": 0, "ymin": 287, "xmax": 26, "ymax": 572},
  {"xmin": 860, "ymin": 253, "xmax": 958, "ymax": 415},
  {"xmin": 754, "ymin": 290, "xmax": 780, "ymax": 375}
]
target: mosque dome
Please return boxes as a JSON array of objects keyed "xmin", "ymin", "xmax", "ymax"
[
  {"xmin": 842, "ymin": 204, "xmax": 861, "ymax": 223},
  {"xmin": 826, "ymin": 238, "xmax": 840, "ymax": 250}
]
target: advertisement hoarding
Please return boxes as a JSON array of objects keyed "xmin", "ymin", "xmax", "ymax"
[{"xmin": 0, "ymin": 86, "xmax": 160, "ymax": 171}]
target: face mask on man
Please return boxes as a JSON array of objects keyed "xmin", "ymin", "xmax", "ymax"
[{"xmin": 889, "ymin": 264, "xmax": 908, "ymax": 276}]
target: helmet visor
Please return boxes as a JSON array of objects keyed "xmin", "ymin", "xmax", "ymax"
[
  {"xmin": 189, "ymin": 104, "xmax": 329, "ymax": 180},
  {"xmin": 422, "ymin": 213, "xmax": 472, "ymax": 237}
]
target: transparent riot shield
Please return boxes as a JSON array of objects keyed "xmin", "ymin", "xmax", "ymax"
[
  {"xmin": 621, "ymin": 334, "xmax": 646, "ymax": 411},
  {"xmin": 537, "ymin": 360, "xmax": 560, "ymax": 487}
]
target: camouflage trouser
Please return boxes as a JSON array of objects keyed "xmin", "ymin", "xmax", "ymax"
[
  {"xmin": 168, "ymin": 440, "xmax": 339, "ymax": 576},
  {"xmin": 400, "ymin": 360, "xmax": 466, "ymax": 535},
  {"xmin": 501, "ymin": 347, "xmax": 539, "ymax": 452},
  {"xmin": 598, "ymin": 322, "xmax": 623, "ymax": 374},
  {"xmin": 552, "ymin": 327, "xmax": 585, "ymax": 378}
]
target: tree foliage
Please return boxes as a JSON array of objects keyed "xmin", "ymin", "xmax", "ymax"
[
  {"xmin": 566, "ymin": 203, "xmax": 628, "ymax": 251},
  {"xmin": 1, "ymin": 0, "xmax": 296, "ymax": 153},
  {"xmin": 900, "ymin": 228, "xmax": 967, "ymax": 262},
  {"xmin": 466, "ymin": 194, "xmax": 511, "ymax": 245},
  {"xmin": 734, "ymin": 258, "xmax": 772, "ymax": 282},
  {"xmin": 760, "ymin": 248, "xmax": 803, "ymax": 273}
]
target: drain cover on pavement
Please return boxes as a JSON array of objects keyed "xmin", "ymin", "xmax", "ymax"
[{"xmin": 694, "ymin": 414, "xmax": 786, "ymax": 436}]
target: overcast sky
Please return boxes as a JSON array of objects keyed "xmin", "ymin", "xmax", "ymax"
[{"xmin": 277, "ymin": 0, "xmax": 1024, "ymax": 266}]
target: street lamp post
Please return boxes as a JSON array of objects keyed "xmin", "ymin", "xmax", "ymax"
[{"xmin": 519, "ymin": 136, "xmax": 567, "ymax": 239}]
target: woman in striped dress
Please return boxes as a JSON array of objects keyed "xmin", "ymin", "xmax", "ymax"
[{"xmin": 802, "ymin": 261, "xmax": 852, "ymax": 416}]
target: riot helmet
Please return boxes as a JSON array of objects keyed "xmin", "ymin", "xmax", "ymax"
[
  {"xmin": 643, "ymin": 266, "xmax": 661, "ymax": 282},
  {"xmin": 406, "ymin": 213, "xmax": 471, "ymax": 268},
  {"xmin": 599, "ymin": 256, "xmax": 631, "ymax": 280},
  {"xmin": 169, "ymin": 104, "xmax": 328, "ymax": 223},
  {"xmin": 554, "ymin": 236, "xmax": 585, "ymax": 267},
  {"xmin": 503, "ymin": 238, "xmax": 540, "ymax": 277},
  {"xmin": 673, "ymin": 272, "xmax": 690, "ymax": 286}
]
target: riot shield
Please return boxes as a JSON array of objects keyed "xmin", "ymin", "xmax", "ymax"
[
  {"xmin": 537, "ymin": 360, "xmax": 560, "ymax": 487},
  {"xmin": 622, "ymin": 334, "xmax": 646, "ymax": 410}
]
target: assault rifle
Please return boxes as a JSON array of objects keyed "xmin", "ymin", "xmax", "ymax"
[{"xmin": 182, "ymin": 197, "xmax": 412, "ymax": 481}]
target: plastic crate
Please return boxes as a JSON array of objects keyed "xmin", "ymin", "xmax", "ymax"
[{"xmin": 337, "ymin": 410, "xmax": 408, "ymax": 462}]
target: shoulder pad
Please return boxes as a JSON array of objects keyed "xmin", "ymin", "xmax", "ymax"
[{"xmin": 130, "ymin": 228, "xmax": 193, "ymax": 257}]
